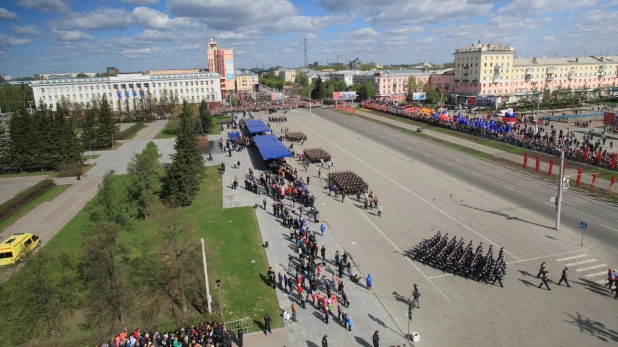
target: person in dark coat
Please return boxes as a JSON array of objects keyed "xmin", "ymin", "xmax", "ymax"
[
  {"xmin": 263, "ymin": 315, "xmax": 272, "ymax": 334},
  {"xmin": 236, "ymin": 327, "xmax": 243, "ymax": 347},
  {"xmin": 322, "ymin": 335, "xmax": 328, "ymax": 347},
  {"xmin": 373, "ymin": 330, "xmax": 380, "ymax": 347}
]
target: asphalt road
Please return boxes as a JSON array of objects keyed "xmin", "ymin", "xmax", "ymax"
[
  {"xmin": 254, "ymin": 107, "xmax": 618, "ymax": 347},
  {"xmin": 315, "ymin": 108, "xmax": 618, "ymax": 253}
]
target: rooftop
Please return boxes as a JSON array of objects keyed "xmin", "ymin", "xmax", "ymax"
[
  {"xmin": 513, "ymin": 55, "xmax": 618, "ymax": 66},
  {"xmin": 455, "ymin": 43, "xmax": 515, "ymax": 53}
]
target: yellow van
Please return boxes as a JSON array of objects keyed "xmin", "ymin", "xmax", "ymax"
[{"xmin": 0, "ymin": 233, "xmax": 41, "ymax": 266}]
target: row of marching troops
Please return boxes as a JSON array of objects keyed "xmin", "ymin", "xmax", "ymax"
[
  {"xmin": 412, "ymin": 231, "xmax": 507, "ymax": 286},
  {"xmin": 268, "ymin": 115, "xmax": 288, "ymax": 122}
]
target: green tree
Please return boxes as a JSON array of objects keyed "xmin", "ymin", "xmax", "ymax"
[
  {"xmin": 0, "ymin": 121, "xmax": 9, "ymax": 167},
  {"xmin": 296, "ymin": 72, "xmax": 310, "ymax": 87},
  {"xmin": 422, "ymin": 84, "xmax": 441, "ymax": 104},
  {"xmin": 89, "ymin": 170, "xmax": 132, "ymax": 226},
  {"xmin": 358, "ymin": 80, "xmax": 375, "ymax": 100},
  {"xmin": 164, "ymin": 101, "xmax": 205, "ymax": 206},
  {"xmin": 94, "ymin": 96, "xmax": 119, "ymax": 149},
  {"xmin": 312, "ymin": 76, "xmax": 325, "ymax": 99},
  {"xmin": 198, "ymin": 99, "xmax": 213, "ymax": 134},
  {"xmin": 406, "ymin": 76, "xmax": 419, "ymax": 102},
  {"xmin": 79, "ymin": 222, "xmax": 129, "ymax": 328},
  {"xmin": 127, "ymin": 142, "xmax": 164, "ymax": 219},
  {"xmin": 542, "ymin": 88, "xmax": 551, "ymax": 105},
  {"xmin": 360, "ymin": 62, "xmax": 377, "ymax": 71},
  {"xmin": 31, "ymin": 101, "xmax": 54, "ymax": 168},
  {"xmin": 8, "ymin": 107, "xmax": 36, "ymax": 170},
  {"xmin": 75, "ymin": 73, "xmax": 89, "ymax": 78}
]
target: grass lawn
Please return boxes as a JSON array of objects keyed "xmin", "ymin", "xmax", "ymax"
[
  {"xmin": 123, "ymin": 123, "xmax": 147, "ymax": 140},
  {"xmin": 5, "ymin": 167, "xmax": 280, "ymax": 344},
  {"xmin": 74, "ymin": 127, "xmax": 84, "ymax": 133},
  {"xmin": 155, "ymin": 116, "xmax": 232, "ymax": 139},
  {"xmin": 0, "ymin": 184, "xmax": 71, "ymax": 233}
]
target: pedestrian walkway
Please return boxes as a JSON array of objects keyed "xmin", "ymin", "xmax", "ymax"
[
  {"xmin": 131, "ymin": 119, "xmax": 168, "ymax": 142},
  {"xmin": 354, "ymin": 108, "xmax": 614, "ymax": 191},
  {"xmin": 0, "ymin": 175, "xmax": 47, "ymax": 204},
  {"xmin": 221, "ymin": 129, "xmax": 408, "ymax": 346},
  {"xmin": 0, "ymin": 176, "xmax": 101, "ymax": 245}
]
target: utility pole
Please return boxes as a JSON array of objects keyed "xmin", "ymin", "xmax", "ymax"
[
  {"xmin": 201, "ymin": 239, "xmax": 212, "ymax": 313},
  {"xmin": 555, "ymin": 150, "xmax": 564, "ymax": 230}
]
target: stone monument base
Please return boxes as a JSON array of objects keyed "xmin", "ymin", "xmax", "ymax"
[{"xmin": 197, "ymin": 135, "xmax": 209, "ymax": 149}]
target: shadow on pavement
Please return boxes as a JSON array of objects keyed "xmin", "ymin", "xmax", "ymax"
[
  {"xmin": 392, "ymin": 291, "xmax": 410, "ymax": 304},
  {"xmin": 367, "ymin": 313, "xmax": 407, "ymax": 339},
  {"xmin": 518, "ymin": 279, "xmax": 536, "ymax": 287},
  {"xmin": 354, "ymin": 336, "xmax": 372, "ymax": 347},
  {"xmin": 564, "ymin": 312, "xmax": 618, "ymax": 343},
  {"xmin": 306, "ymin": 340, "xmax": 319, "ymax": 347},
  {"xmin": 573, "ymin": 278, "xmax": 615, "ymax": 298}
]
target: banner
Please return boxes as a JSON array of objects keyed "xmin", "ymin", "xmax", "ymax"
[
  {"xmin": 467, "ymin": 96, "xmax": 477, "ymax": 105},
  {"xmin": 412, "ymin": 92, "xmax": 426, "ymax": 101},
  {"xmin": 252, "ymin": 76, "xmax": 258, "ymax": 83},
  {"xmin": 271, "ymin": 93, "xmax": 283, "ymax": 101},
  {"xmin": 225, "ymin": 60, "xmax": 234, "ymax": 80},
  {"xmin": 603, "ymin": 112, "xmax": 617, "ymax": 126},
  {"xmin": 333, "ymin": 91, "xmax": 357, "ymax": 100}
]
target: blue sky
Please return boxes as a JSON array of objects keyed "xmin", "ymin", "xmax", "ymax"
[{"xmin": 0, "ymin": 0, "xmax": 617, "ymax": 78}]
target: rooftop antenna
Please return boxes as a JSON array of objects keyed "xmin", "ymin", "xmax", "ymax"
[{"xmin": 304, "ymin": 38, "xmax": 308, "ymax": 68}]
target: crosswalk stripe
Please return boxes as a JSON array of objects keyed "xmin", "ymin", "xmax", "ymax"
[
  {"xmin": 556, "ymin": 254, "xmax": 587, "ymax": 261},
  {"xmin": 565, "ymin": 259, "xmax": 597, "ymax": 266},
  {"xmin": 575, "ymin": 264, "xmax": 607, "ymax": 272},
  {"xmin": 585, "ymin": 271, "xmax": 608, "ymax": 278},
  {"xmin": 596, "ymin": 279, "xmax": 607, "ymax": 284}
]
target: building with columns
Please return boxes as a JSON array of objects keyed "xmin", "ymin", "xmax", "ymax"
[
  {"xmin": 442, "ymin": 42, "xmax": 618, "ymax": 106},
  {"xmin": 30, "ymin": 72, "xmax": 223, "ymax": 111}
]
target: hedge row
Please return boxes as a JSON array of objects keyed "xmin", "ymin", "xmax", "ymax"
[
  {"xmin": 0, "ymin": 179, "xmax": 56, "ymax": 222},
  {"xmin": 116, "ymin": 122, "xmax": 145, "ymax": 140}
]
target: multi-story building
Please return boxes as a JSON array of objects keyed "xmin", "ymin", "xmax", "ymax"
[
  {"xmin": 353, "ymin": 69, "xmax": 430, "ymax": 101},
  {"xmin": 446, "ymin": 42, "xmax": 618, "ymax": 105},
  {"xmin": 34, "ymin": 72, "xmax": 96, "ymax": 80},
  {"xmin": 349, "ymin": 58, "xmax": 361, "ymax": 70},
  {"xmin": 235, "ymin": 71, "xmax": 258, "ymax": 92},
  {"xmin": 329, "ymin": 71, "xmax": 356, "ymax": 87},
  {"xmin": 30, "ymin": 72, "xmax": 222, "ymax": 111},
  {"xmin": 278, "ymin": 69, "xmax": 298, "ymax": 83},
  {"xmin": 207, "ymin": 38, "xmax": 235, "ymax": 96},
  {"xmin": 147, "ymin": 68, "xmax": 202, "ymax": 75},
  {"xmin": 107, "ymin": 67, "xmax": 119, "ymax": 76}
]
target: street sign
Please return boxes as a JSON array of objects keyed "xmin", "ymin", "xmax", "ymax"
[{"xmin": 580, "ymin": 222, "xmax": 588, "ymax": 230}]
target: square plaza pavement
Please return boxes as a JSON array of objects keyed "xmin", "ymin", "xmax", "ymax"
[{"xmin": 220, "ymin": 127, "xmax": 409, "ymax": 347}]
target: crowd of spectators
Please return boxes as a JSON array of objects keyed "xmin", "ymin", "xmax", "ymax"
[
  {"xmin": 96, "ymin": 321, "xmax": 244, "ymax": 347},
  {"xmin": 361, "ymin": 99, "xmax": 618, "ymax": 171}
]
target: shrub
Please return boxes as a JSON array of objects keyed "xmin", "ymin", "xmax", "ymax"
[
  {"xmin": 0, "ymin": 179, "xmax": 55, "ymax": 222},
  {"xmin": 57, "ymin": 163, "xmax": 84, "ymax": 178},
  {"xmin": 116, "ymin": 122, "xmax": 145, "ymax": 140}
]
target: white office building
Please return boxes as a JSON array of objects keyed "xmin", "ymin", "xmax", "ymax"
[{"xmin": 30, "ymin": 72, "xmax": 223, "ymax": 111}]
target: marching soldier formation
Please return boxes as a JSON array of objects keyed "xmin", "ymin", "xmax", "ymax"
[
  {"xmin": 268, "ymin": 115, "xmax": 287, "ymax": 122},
  {"xmin": 412, "ymin": 231, "xmax": 507, "ymax": 286}
]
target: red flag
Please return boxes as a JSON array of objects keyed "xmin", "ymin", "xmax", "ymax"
[
  {"xmin": 610, "ymin": 176, "xmax": 617, "ymax": 195},
  {"xmin": 612, "ymin": 153, "xmax": 617, "ymax": 169},
  {"xmin": 590, "ymin": 173, "xmax": 598, "ymax": 191}
]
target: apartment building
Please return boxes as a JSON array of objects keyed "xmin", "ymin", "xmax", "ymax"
[{"xmin": 235, "ymin": 71, "xmax": 258, "ymax": 92}]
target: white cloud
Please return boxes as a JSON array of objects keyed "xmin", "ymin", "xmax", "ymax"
[
  {"xmin": 386, "ymin": 26, "xmax": 425, "ymax": 34},
  {"xmin": 136, "ymin": 29, "xmax": 178, "ymax": 42},
  {"xmin": 497, "ymin": 0, "xmax": 599, "ymax": 16},
  {"xmin": 121, "ymin": 0, "xmax": 159, "ymax": 4},
  {"xmin": 418, "ymin": 37, "xmax": 434, "ymax": 44},
  {"xmin": 540, "ymin": 35, "xmax": 555, "ymax": 41},
  {"xmin": 168, "ymin": 0, "xmax": 297, "ymax": 31},
  {"xmin": 0, "ymin": 7, "xmax": 20, "ymax": 20},
  {"xmin": 16, "ymin": 0, "xmax": 71, "ymax": 13},
  {"xmin": 51, "ymin": 28, "xmax": 95, "ymax": 42},
  {"xmin": 10, "ymin": 25, "xmax": 42, "ymax": 35},
  {"xmin": 131, "ymin": 7, "xmax": 199, "ymax": 30},
  {"xmin": 7, "ymin": 38, "xmax": 31, "ymax": 45},
  {"xmin": 56, "ymin": 7, "xmax": 133, "ymax": 31},
  {"xmin": 339, "ymin": 27, "xmax": 378, "ymax": 38}
]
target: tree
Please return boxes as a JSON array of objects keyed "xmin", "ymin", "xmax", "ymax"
[
  {"xmin": 79, "ymin": 222, "xmax": 129, "ymax": 328},
  {"xmin": 312, "ymin": 77, "xmax": 325, "ymax": 99},
  {"xmin": 296, "ymin": 72, "xmax": 309, "ymax": 87},
  {"xmin": 89, "ymin": 170, "xmax": 132, "ymax": 226},
  {"xmin": 360, "ymin": 62, "xmax": 377, "ymax": 71},
  {"xmin": 358, "ymin": 80, "xmax": 375, "ymax": 100},
  {"xmin": 54, "ymin": 101, "xmax": 83, "ymax": 167},
  {"xmin": 198, "ymin": 99, "xmax": 213, "ymax": 134},
  {"xmin": 0, "ymin": 121, "xmax": 9, "ymax": 168},
  {"xmin": 31, "ymin": 101, "xmax": 54, "ymax": 169},
  {"xmin": 75, "ymin": 73, "xmax": 89, "ymax": 78},
  {"xmin": 422, "ymin": 84, "xmax": 441, "ymax": 104},
  {"xmin": 542, "ymin": 88, "xmax": 551, "ymax": 105},
  {"xmin": 127, "ymin": 142, "xmax": 164, "ymax": 219},
  {"xmin": 8, "ymin": 107, "xmax": 36, "ymax": 170},
  {"xmin": 406, "ymin": 76, "xmax": 419, "ymax": 102},
  {"xmin": 94, "ymin": 96, "xmax": 118, "ymax": 149},
  {"xmin": 164, "ymin": 101, "xmax": 205, "ymax": 206}
]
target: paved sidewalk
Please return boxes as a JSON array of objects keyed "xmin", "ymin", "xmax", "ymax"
[
  {"xmin": 221, "ymin": 127, "xmax": 408, "ymax": 346},
  {"xmin": 131, "ymin": 119, "xmax": 168, "ymax": 141},
  {"xmin": 0, "ymin": 175, "xmax": 47, "ymax": 204},
  {"xmin": 0, "ymin": 176, "xmax": 102, "ymax": 244},
  {"xmin": 354, "ymin": 108, "xmax": 614, "ymax": 191}
]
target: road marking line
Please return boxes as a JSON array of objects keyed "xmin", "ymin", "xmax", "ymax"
[
  {"xmin": 455, "ymin": 160, "xmax": 462, "ymax": 164},
  {"xmin": 482, "ymin": 170, "xmax": 491, "ymax": 174},
  {"xmin": 585, "ymin": 271, "xmax": 608, "ymax": 278},
  {"xmin": 472, "ymin": 173, "xmax": 480, "ymax": 177},
  {"xmin": 557, "ymin": 254, "xmax": 588, "ymax": 261},
  {"xmin": 515, "ymin": 183, "xmax": 526, "ymax": 188},
  {"xmin": 544, "ymin": 202, "xmax": 554, "ymax": 206},
  {"xmin": 575, "ymin": 264, "xmax": 607, "ymax": 272},
  {"xmin": 425, "ymin": 154, "xmax": 431, "ymax": 157},
  {"xmin": 504, "ymin": 185, "xmax": 514, "ymax": 190},
  {"xmin": 434, "ymin": 152, "xmax": 441, "ymax": 156},
  {"xmin": 575, "ymin": 197, "xmax": 589, "ymax": 204},
  {"xmin": 292, "ymin": 116, "xmax": 522, "ymax": 262},
  {"xmin": 507, "ymin": 249, "xmax": 588, "ymax": 264},
  {"xmin": 602, "ymin": 224, "xmax": 618, "ymax": 232},
  {"xmin": 565, "ymin": 259, "xmax": 597, "ymax": 266},
  {"xmin": 562, "ymin": 200, "xmax": 572, "ymax": 205},
  {"xmin": 347, "ymin": 197, "xmax": 450, "ymax": 301},
  {"xmin": 427, "ymin": 274, "xmax": 453, "ymax": 279},
  {"xmin": 529, "ymin": 181, "xmax": 542, "ymax": 186},
  {"xmin": 596, "ymin": 279, "xmax": 607, "ymax": 284}
]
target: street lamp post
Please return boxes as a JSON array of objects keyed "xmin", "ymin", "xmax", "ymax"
[{"xmin": 216, "ymin": 279, "xmax": 222, "ymax": 317}]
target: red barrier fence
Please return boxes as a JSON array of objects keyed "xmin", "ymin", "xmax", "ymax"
[
  {"xmin": 523, "ymin": 153, "xmax": 528, "ymax": 169},
  {"xmin": 576, "ymin": 168, "xmax": 583, "ymax": 186},
  {"xmin": 535, "ymin": 156, "xmax": 540, "ymax": 172},
  {"xmin": 548, "ymin": 160, "xmax": 554, "ymax": 176},
  {"xmin": 334, "ymin": 104, "xmax": 356, "ymax": 114}
]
